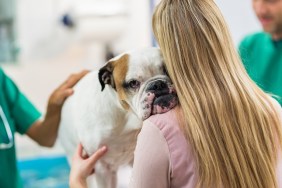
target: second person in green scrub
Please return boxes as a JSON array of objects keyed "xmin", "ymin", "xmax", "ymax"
[{"xmin": 239, "ymin": 0, "xmax": 282, "ymax": 106}]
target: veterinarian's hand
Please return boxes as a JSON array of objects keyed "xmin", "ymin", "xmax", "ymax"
[
  {"xmin": 69, "ymin": 143, "xmax": 108, "ymax": 188},
  {"xmin": 48, "ymin": 70, "xmax": 89, "ymax": 109},
  {"xmin": 26, "ymin": 70, "xmax": 89, "ymax": 147}
]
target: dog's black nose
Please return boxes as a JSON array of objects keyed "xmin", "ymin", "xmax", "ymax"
[{"xmin": 147, "ymin": 80, "xmax": 168, "ymax": 91}]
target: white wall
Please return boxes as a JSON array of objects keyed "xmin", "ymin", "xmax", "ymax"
[
  {"xmin": 16, "ymin": 0, "xmax": 151, "ymax": 62},
  {"xmin": 16, "ymin": 0, "xmax": 262, "ymax": 61},
  {"xmin": 215, "ymin": 0, "xmax": 261, "ymax": 46}
]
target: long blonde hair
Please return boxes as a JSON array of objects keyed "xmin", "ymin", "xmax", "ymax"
[{"xmin": 153, "ymin": 0, "xmax": 282, "ymax": 187}]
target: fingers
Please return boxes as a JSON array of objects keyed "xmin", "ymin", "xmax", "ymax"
[
  {"xmin": 48, "ymin": 70, "xmax": 89, "ymax": 106},
  {"xmin": 56, "ymin": 89, "xmax": 74, "ymax": 105},
  {"xmin": 75, "ymin": 143, "xmax": 83, "ymax": 158},
  {"xmin": 71, "ymin": 144, "xmax": 107, "ymax": 182},
  {"xmin": 87, "ymin": 146, "xmax": 107, "ymax": 167},
  {"xmin": 61, "ymin": 70, "xmax": 90, "ymax": 90},
  {"xmin": 74, "ymin": 144, "xmax": 107, "ymax": 164}
]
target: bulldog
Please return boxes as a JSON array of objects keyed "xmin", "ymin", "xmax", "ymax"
[{"xmin": 58, "ymin": 47, "xmax": 178, "ymax": 188}]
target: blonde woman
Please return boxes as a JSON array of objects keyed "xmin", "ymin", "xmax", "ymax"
[{"xmin": 69, "ymin": 0, "xmax": 282, "ymax": 187}]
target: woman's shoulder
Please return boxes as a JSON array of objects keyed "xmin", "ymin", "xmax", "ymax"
[
  {"xmin": 143, "ymin": 108, "xmax": 186, "ymax": 155},
  {"xmin": 143, "ymin": 108, "xmax": 185, "ymax": 145},
  {"xmin": 144, "ymin": 108, "xmax": 179, "ymax": 132}
]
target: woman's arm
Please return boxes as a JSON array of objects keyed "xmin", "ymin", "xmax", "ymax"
[{"xmin": 129, "ymin": 120, "xmax": 170, "ymax": 187}]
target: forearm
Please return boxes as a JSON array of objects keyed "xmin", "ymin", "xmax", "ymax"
[
  {"xmin": 40, "ymin": 108, "xmax": 61, "ymax": 146},
  {"xmin": 26, "ymin": 107, "xmax": 61, "ymax": 147}
]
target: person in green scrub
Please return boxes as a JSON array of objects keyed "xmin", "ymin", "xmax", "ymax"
[
  {"xmin": 0, "ymin": 67, "xmax": 88, "ymax": 188},
  {"xmin": 239, "ymin": 0, "xmax": 282, "ymax": 106}
]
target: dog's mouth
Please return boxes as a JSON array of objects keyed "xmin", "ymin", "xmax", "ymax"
[
  {"xmin": 140, "ymin": 80, "xmax": 178, "ymax": 120},
  {"xmin": 151, "ymin": 89, "xmax": 178, "ymax": 115}
]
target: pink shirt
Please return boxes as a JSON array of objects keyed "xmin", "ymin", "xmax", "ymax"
[{"xmin": 129, "ymin": 99, "xmax": 282, "ymax": 188}]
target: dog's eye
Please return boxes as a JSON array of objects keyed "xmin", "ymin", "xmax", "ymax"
[{"xmin": 128, "ymin": 80, "xmax": 140, "ymax": 89}]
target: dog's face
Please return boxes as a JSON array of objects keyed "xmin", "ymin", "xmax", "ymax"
[{"xmin": 98, "ymin": 48, "xmax": 178, "ymax": 120}]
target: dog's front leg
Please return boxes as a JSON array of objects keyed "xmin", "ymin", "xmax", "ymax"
[{"xmin": 94, "ymin": 162, "xmax": 117, "ymax": 188}]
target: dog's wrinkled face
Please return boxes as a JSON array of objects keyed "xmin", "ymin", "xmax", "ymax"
[{"xmin": 98, "ymin": 48, "xmax": 178, "ymax": 120}]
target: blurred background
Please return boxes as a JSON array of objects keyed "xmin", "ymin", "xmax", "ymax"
[{"xmin": 0, "ymin": 0, "xmax": 260, "ymax": 187}]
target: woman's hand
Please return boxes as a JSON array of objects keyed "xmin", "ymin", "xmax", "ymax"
[{"xmin": 69, "ymin": 143, "xmax": 108, "ymax": 188}]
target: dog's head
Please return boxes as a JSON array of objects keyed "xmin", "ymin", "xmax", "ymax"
[{"xmin": 98, "ymin": 48, "xmax": 178, "ymax": 120}]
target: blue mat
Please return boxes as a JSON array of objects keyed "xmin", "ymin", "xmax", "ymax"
[{"xmin": 18, "ymin": 156, "xmax": 70, "ymax": 188}]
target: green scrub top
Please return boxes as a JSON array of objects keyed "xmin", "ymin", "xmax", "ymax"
[
  {"xmin": 239, "ymin": 32, "xmax": 282, "ymax": 106},
  {"xmin": 0, "ymin": 68, "xmax": 41, "ymax": 188}
]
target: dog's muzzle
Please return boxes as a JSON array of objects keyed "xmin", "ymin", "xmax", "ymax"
[{"xmin": 140, "ymin": 79, "xmax": 178, "ymax": 120}]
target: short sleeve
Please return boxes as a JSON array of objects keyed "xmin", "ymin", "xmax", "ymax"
[
  {"xmin": 129, "ymin": 120, "xmax": 170, "ymax": 188},
  {"xmin": 1, "ymin": 69, "xmax": 41, "ymax": 134}
]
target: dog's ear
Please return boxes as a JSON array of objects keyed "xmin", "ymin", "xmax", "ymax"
[{"xmin": 98, "ymin": 61, "xmax": 116, "ymax": 91}]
